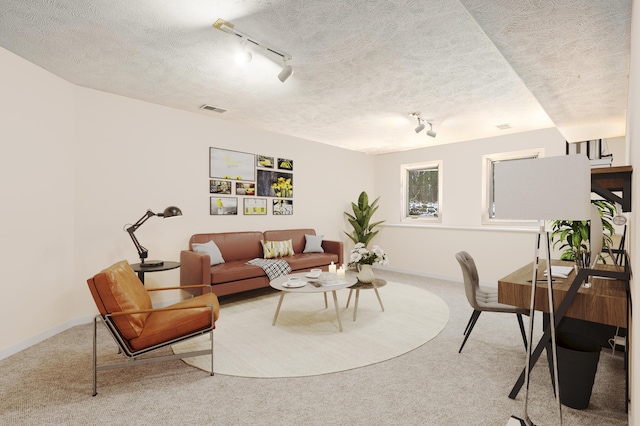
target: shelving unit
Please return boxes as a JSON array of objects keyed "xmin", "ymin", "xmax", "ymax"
[{"xmin": 591, "ymin": 165, "xmax": 633, "ymax": 212}]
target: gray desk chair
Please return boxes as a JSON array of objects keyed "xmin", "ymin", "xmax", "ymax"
[{"xmin": 455, "ymin": 251, "xmax": 528, "ymax": 353}]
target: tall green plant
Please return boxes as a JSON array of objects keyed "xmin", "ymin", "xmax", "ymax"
[
  {"xmin": 550, "ymin": 200, "xmax": 616, "ymax": 263},
  {"xmin": 344, "ymin": 191, "xmax": 385, "ymax": 247}
]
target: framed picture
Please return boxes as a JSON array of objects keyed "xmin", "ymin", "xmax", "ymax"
[
  {"xmin": 236, "ymin": 182, "xmax": 255, "ymax": 196},
  {"xmin": 277, "ymin": 158, "xmax": 293, "ymax": 171},
  {"xmin": 244, "ymin": 198, "xmax": 268, "ymax": 215},
  {"xmin": 210, "ymin": 147, "xmax": 255, "ymax": 181},
  {"xmin": 210, "ymin": 197, "xmax": 238, "ymax": 215},
  {"xmin": 210, "ymin": 180, "xmax": 231, "ymax": 194},
  {"xmin": 256, "ymin": 155, "xmax": 274, "ymax": 168},
  {"xmin": 257, "ymin": 170, "xmax": 293, "ymax": 198},
  {"xmin": 273, "ymin": 199, "xmax": 293, "ymax": 215}
]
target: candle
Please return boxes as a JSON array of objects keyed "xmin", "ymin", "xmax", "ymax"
[
  {"xmin": 328, "ymin": 262, "xmax": 337, "ymax": 274},
  {"xmin": 337, "ymin": 266, "xmax": 345, "ymax": 280}
]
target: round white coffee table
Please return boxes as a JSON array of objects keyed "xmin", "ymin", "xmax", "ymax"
[{"xmin": 270, "ymin": 272, "xmax": 357, "ymax": 332}]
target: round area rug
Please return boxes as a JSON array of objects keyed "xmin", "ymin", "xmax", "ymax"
[{"xmin": 172, "ymin": 281, "xmax": 449, "ymax": 378}]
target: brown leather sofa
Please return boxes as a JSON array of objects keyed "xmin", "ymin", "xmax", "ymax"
[{"xmin": 180, "ymin": 228, "xmax": 344, "ymax": 297}]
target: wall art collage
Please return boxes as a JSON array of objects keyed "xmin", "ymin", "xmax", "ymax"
[{"xmin": 209, "ymin": 147, "xmax": 294, "ymax": 216}]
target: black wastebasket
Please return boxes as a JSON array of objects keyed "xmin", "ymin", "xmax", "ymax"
[{"xmin": 555, "ymin": 332, "xmax": 601, "ymax": 409}]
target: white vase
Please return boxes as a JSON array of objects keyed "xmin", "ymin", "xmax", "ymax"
[{"xmin": 357, "ymin": 264, "xmax": 375, "ymax": 283}]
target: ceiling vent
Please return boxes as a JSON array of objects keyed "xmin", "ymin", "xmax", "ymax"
[{"xmin": 200, "ymin": 104, "xmax": 227, "ymax": 113}]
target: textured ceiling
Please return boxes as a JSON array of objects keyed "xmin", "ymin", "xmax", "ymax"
[{"xmin": 0, "ymin": 0, "xmax": 631, "ymax": 154}]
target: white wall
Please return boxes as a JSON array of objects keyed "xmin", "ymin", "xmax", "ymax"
[
  {"xmin": 0, "ymin": 46, "xmax": 374, "ymax": 357},
  {"xmin": 0, "ymin": 48, "xmax": 76, "ymax": 356},
  {"xmin": 372, "ymin": 128, "xmax": 571, "ymax": 284},
  {"xmin": 71, "ymin": 87, "xmax": 374, "ymax": 305}
]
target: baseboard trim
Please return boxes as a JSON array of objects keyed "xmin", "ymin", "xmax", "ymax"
[
  {"xmin": 0, "ymin": 298, "xmax": 183, "ymax": 361},
  {"xmin": 373, "ymin": 265, "xmax": 496, "ymax": 288},
  {"xmin": 0, "ymin": 315, "xmax": 93, "ymax": 361}
]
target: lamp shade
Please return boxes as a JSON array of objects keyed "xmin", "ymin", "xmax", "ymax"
[
  {"xmin": 161, "ymin": 206, "xmax": 182, "ymax": 218},
  {"xmin": 493, "ymin": 155, "xmax": 591, "ymax": 221}
]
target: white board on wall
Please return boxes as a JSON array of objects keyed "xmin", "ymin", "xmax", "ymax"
[{"xmin": 493, "ymin": 155, "xmax": 591, "ymax": 221}]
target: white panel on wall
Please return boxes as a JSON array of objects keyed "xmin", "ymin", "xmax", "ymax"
[{"xmin": 494, "ymin": 155, "xmax": 591, "ymax": 221}]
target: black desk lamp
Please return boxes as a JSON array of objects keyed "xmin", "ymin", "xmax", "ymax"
[{"xmin": 126, "ymin": 206, "xmax": 182, "ymax": 267}]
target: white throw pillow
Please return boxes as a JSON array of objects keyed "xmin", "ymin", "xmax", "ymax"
[
  {"xmin": 303, "ymin": 234, "xmax": 324, "ymax": 253},
  {"xmin": 192, "ymin": 240, "xmax": 225, "ymax": 266}
]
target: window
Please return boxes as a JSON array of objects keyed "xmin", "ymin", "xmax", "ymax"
[
  {"xmin": 401, "ymin": 161, "xmax": 442, "ymax": 221},
  {"xmin": 482, "ymin": 149, "xmax": 542, "ymax": 223}
]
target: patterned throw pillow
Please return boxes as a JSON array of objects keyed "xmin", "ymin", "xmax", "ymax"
[{"xmin": 261, "ymin": 239, "xmax": 295, "ymax": 259}]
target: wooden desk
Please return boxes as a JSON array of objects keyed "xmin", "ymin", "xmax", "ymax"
[
  {"xmin": 499, "ymin": 258, "xmax": 630, "ymax": 400},
  {"xmin": 499, "ymin": 259, "xmax": 627, "ymax": 328}
]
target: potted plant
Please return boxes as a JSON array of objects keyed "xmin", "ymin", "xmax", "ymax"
[
  {"xmin": 348, "ymin": 243, "xmax": 389, "ymax": 283},
  {"xmin": 344, "ymin": 191, "xmax": 385, "ymax": 247},
  {"xmin": 550, "ymin": 200, "xmax": 616, "ymax": 267}
]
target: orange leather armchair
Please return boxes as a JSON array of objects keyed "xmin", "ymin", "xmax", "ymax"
[{"xmin": 87, "ymin": 260, "xmax": 220, "ymax": 395}]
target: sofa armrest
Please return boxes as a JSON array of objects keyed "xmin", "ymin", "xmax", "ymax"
[
  {"xmin": 180, "ymin": 250, "xmax": 211, "ymax": 287},
  {"xmin": 321, "ymin": 239, "xmax": 344, "ymax": 265}
]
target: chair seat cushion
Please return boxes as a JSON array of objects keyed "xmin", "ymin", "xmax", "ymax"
[
  {"xmin": 477, "ymin": 286, "xmax": 528, "ymax": 314},
  {"xmin": 128, "ymin": 293, "xmax": 220, "ymax": 351}
]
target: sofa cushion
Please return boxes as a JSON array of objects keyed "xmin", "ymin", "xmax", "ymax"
[
  {"xmin": 286, "ymin": 253, "xmax": 340, "ymax": 271},
  {"xmin": 210, "ymin": 260, "xmax": 266, "ymax": 284},
  {"xmin": 261, "ymin": 239, "xmax": 294, "ymax": 258},
  {"xmin": 192, "ymin": 240, "xmax": 225, "ymax": 265},
  {"xmin": 303, "ymin": 234, "xmax": 324, "ymax": 253}
]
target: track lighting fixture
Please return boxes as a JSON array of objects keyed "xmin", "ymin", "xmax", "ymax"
[
  {"xmin": 409, "ymin": 112, "xmax": 437, "ymax": 138},
  {"xmin": 214, "ymin": 19, "xmax": 294, "ymax": 83}
]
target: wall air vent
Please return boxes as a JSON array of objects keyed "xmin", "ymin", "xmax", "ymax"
[{"xmin": 200, "ymin": 104, "xmax": 227, "ymax": 113}]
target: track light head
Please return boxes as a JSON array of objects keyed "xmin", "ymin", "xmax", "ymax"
[
  {"xmin": 413, "ymin": 115, "xmax": 425, "ymax": 133},
  {"xmin": 235, "ymin": 44, "xmax": 252, "ymax": 64},
  {"xmin": 278, "ymin": 64, "xmax": 294, "ymax": 82},
  {"xmin": 426, "ymin": 122, "xmax": 437, "ymax": 138}
]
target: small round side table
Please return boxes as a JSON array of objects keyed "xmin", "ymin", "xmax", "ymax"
[
  {"xmin": 345, "ymin": 277, "xmax": 387, "ymax": 321},
  {"xmin": 130, "ymin": 261, "xmax": 180, "ymax": 284}
]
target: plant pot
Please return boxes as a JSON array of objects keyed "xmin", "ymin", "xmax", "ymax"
[{"xmin": 357, "ymin": 264, "xmax": 375, "ymax": 283}]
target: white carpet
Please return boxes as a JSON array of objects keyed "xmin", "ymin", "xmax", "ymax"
[{"xmin": 172, "ymin": 281, "xmax": 449, "ymax": 378}]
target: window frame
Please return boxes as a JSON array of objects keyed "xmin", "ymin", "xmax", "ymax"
[
  {"xmin": 482, "ymin": 149, "xmax": 544, "ymax": 225},
  {"xmin": 401, "ymin": 160, "xmax": 443, "ymax": 223}
]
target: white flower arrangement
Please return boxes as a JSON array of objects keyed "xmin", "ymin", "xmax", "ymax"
[{"xmin": 348, "ymin": 243, "xmax": 389, "ymax": 267}]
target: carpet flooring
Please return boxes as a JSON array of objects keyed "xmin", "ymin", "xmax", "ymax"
[
  {"xmin": 0, "ymin": 270, "xmax": 628, "ymax": 425},
  {"xmin": 172, "ymin": 281, "xmax": 449, "ymax": 377}
]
